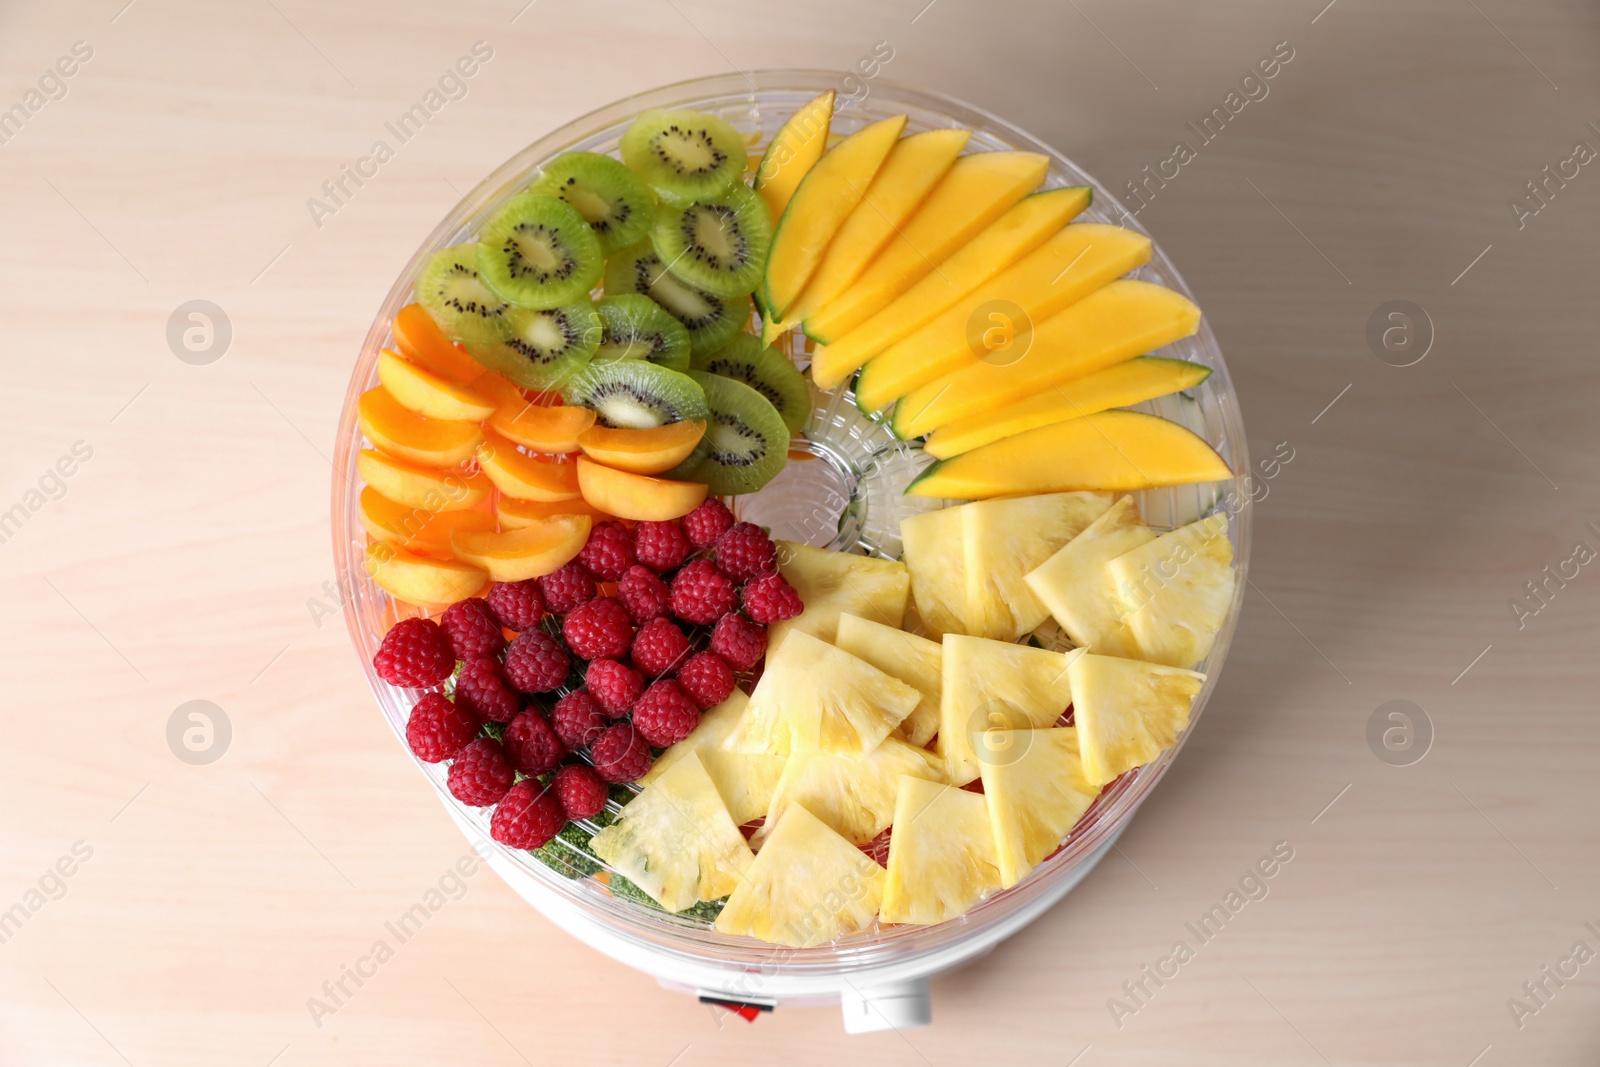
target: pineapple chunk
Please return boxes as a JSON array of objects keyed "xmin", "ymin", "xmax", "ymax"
[
  {"xmin": 979, "ymin": 726, "xmax": 1100, "ymax": 887},
  {"xmin": 639, "ymin": 691, "xmax": 785, "ymax": 824},
  {"xmin": 962, "ymin": 492, "xmax": 1114, "ymax": 641},
  {"xmin": 938, "ymin": 635, "xmax": 1083, "ymax": 785},
  {"xmin": 898, "ymin": 507, "xmax": 966, "ymax": 637},
  {"xmin": 769, "ymin": 541, "xmax": 911, "ymax": 652},
  {"xmin": 756, "ymin": 737, "xmax": 944, "ymax": 847},
  {"xmin": 714, "ymin": 804, "xmax": 886, "ymax": 947},
  {"xmin": 833, "ymin": 613, "xmax": 943, "ymax": 747},
  {"xmin": 881, "ymin": 777, "xmax": 1001, "ymax": 924},
  {"xmin": 724, "ymin": 630, "xmax": 920, "ymax": 756},
  {"xmin": 1023, "ymin": 496, "xmax": 1155, "ymax": 656},
  {"xmin": 1068, "ymin": 652, "xmax": 1205, "ymax": 787},
  {"xmin": 1107, "ymin": 513, "xmax": 1235, "ymax": 668},
  {"xmin": 591, "ymin": 752, "xmax": 754, "ymax": 912}
]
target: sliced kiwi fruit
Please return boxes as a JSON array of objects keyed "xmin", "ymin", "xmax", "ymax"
[
  {"xmin": 604, "ymin": 242, "xmax": 751, "ymax": 356},
  {"xmin": 562, "ymin": 360, "xmax": 708, "ymax": 430},
  {"xmin": 466, "ymin": 300, "xmax": 602, "ymax": 391},
  {"xmin": 529, "ymin": 151, "xmax": 656, "ymax": 254},
  {"xmin": 674, "ymin": 370, "xmax": 790, "ymax": 495},
  {"xmin": 414, "ymin": 244, "xmax": 511, "ymax": 345},
  {"xmin": 620, "ymin": 108, "xmax": 749, "ymax": 201},
  {"xmin": 690, "ymin": 333, "xmax": 811, "ymax": 435},
  {"xmin": 650, "ymin": 183, "xmax": 772, "ymax": 298},
  {"xmin": 593, "ymin": 294, "xmax": 692, "ymax": 371},
  {"xmin": 475, "ymin": 192, "xmax": 602, "ymax": 309}
]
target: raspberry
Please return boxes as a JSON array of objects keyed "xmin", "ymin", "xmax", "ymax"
[
  {"xmin": 585, "ymin": 657, "xmax": 644, "ymax": 717},
  {"xmin": 633, "ymin": 679, "xmax": 702, "ymax": 746},
  {"xmin": 447, "ymin": 738, "xmax": 514, "ymax": 806},
  {"xmin": 714, "ymin": 522, "xmax": 778, "ymax": 583},
  {"xmin": 563, "ymin": 597, "xmax": 634, "ymax": 660},
  {"xmin": 633, "ymin": 520, "xmax": 690, "ymax": 572},
  {"xmin": 550, "ymin": 689, "xmax": 608, "ymax": 750},
  {"xmin": 682, "ymin": 498, "xmax": 735, "ymax": 549},
  {"xmin": 553, "ymin": 764, "xmax": 608, "ymax": 820},
  {"xmin": 676, "ymin": 651, "xmax": 735, "ymax": 709},
  {"xmin": 743, "ymin": 571, "xmax": 804, "ymax": 624},
  {"xmin": 503, "ymin": 709, "xmax": 567, "ymax": 775},
  {"xmin": 538, "ymin": 562, "xmax": 596, "ymax": 615},
  {"xmin": 502, "ymin": 630, "xmax": 571, "ymax": 694},
  {"xmin": 616, "ymin": 565, "xmax": 670, "ymax": 625},
  {"xmin": 454, "ymin": 656, "xmax": 522, "ymax": 723},
  {"xmin": 405, "ymin": 692, "xmax": 479, "ymax": 763},
  {"xmin": 373, "ymin": 617, "xmax": 454, "ymax": 688},
  {"xmin": 577, "ymin": 521, "xmax": 635, "ymax": 581},
  {"xmin": 439, "ymin": 597, "xmax": 506, "ymax": 660},
  {"xmin": 670, "ymin": 559, "xmax": 738, "ymax": 625},
  {"xmin": 709, "ymin": 612, "xmax": 767, "ymax": 672},
  {"xmin": 487, "ymin": 579, "xmax": 545, "ymax": 631},
  {"xmin": 631, "ymin": 617, "xmax": 692, "ymax": 677},
  {"xmin": 490, "ymin": 779, "xmax": 566, "ymax": 849},
  {"xmin": 591, "ymin": 723, "xmax": 653, "ymax": 783}
]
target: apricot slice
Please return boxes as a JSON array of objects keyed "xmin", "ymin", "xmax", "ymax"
[
  {"xmin": 576, "ymin": 420, "xmax": 705, "ymax": 475},
  {"xmin": 490, "ymin": 402, "xmax": 597, "ymax": 454},
  {"xmin": 496, "ymin": 496, "xmax": 615, "ymax": 530},
  {"xmin": 451, "ymin": 515, "xmax": 591, "ymax": 582},
  {"xmin": 359, "ymin": 386, "xmax": 483, "ymax": 467},
  {"xmin": 360, "ymin": 486, "xmax": 495, "ymax": 558},
  {"xmin": 378, "ymin": 350, "xmax": 496, "ymax": 422},
  {"xmin": 576, "ymin": 456, "xmax": 708, "ymax": 521},
  {"xmin": 366, "ymin": 542, "xmax": 489, "ymax": 608},
  {"xmin": 476, "ymin": 429, "xmax": 583, "ymax": 501},
  {"xmin": 357, "ymin": 449, "xmax": 491, "ymax": 510},
  {"xmin": 392, "ymin": 303, "xmax": 486, "ymax": 384}
]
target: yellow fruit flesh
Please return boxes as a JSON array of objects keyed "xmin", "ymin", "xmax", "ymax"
[
  {"xmin": 754, "ymin": 90, "xmax": 835, "ymax": 223},
  {"xmin": 574, "ymin": 456, "xmax": 708, "ymax": 521},
  {"xmin": 487, "ymin": 401, "xmax": 597, "ymax": 454},
  {"xmin": 358, "ymin": 386, "xmax": 484, "ymax": 467},
  {"xmin": 897, "ymin": 507, "xmax": 966, "ymax": 638},
  {"xmin": 979, "ymin": 727, "xmax": 1100, "ymax": 887},
  {"xmin": 448, "ymin": 515, "xmax": 590, "ymax": 582},
  {"xmin": 1107, "ymin": 513, "xmax": 1236, "ymax": 668},
  {"xmin": 881, "ymin": 778, "xmax": 1001, "ymax": 925},
  {"xmin": 938, "ymin": 636, "xmax": 1083, "ymax": 786},
  {"xmin": 767, "ymin": 541, "xmax": 910, "ymax": 653},
  {"xmin": 475, "ymin": 430, "xmax": 583, "ymax": 502},
  {"xmin": 833, "ymin": 613, "xmax": 943, "ymax": 748},
  {"xmin": 365, "ymin": 542, "xmax": 488, "ymax": 608},
  {"xmin": 496, "ymin": 495, "xmax": 614, "ymax": 528},
  {"xmin": 756, "ymin": 737, "xmax": 943, "ymax": 848},
  {"xmin": 377, "ymin": 350, "xmax": 496, "ymax": 421},
  {"xmin": 357, "ymin": 449, "xmax": 490, "ymax": 511},
  {"xmin": 1068, "ymin": 653, "xmax": 1205, "ymax": 787},
  {"xmin": 961, "ymin": 491, "xmax": 1115, "ymax": 642},
  {"xmin": 576, "ymin": 420, "xmax": 705, "ymax": 475},
  {"xmin": 1023, "ymin": 496, "xmax": 1154, "ymax": 656},
  {"xmin": 359, "ymin": 486, "xmax": 494, "ymax": 559}
]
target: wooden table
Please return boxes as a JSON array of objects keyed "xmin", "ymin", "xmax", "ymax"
[{"xmin": 3, "ymin": 0, "xmax": 1596, "ymax": 1062}]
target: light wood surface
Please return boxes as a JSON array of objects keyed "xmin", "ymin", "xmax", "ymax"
[{"xmin": 3, "ymin": 0, "xmax": 1598, "ymax": 1063}]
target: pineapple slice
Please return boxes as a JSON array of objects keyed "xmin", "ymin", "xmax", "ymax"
[
  {"xmin": 1068, "ymin": 652, "xmax": 1205, "ymax": 787},
  {"xmin": 756, "ymin": 737, "xmax": 944, "ymax": 847},
  {"xmin": 1023, "ymin": 496, "xmax": 1155, "ymax": 656},
  {"xmin": 898, "ymin": 507, "xmax": 966, "ymax": 637},
  {"xmin": 881, "ymin": 777, "xmax": 1001, "ymax": 924},
  {"xmin": 590, "ymin": 752, "xmax": 754, "ymax": 912},
  {"xmin": 1107, "ymin": 513, "xmax": 1235, "ymax": 668},
  {"xmin": 724, "ymin": 630, "xmax": 920, "ymax": 756},
  {"xmin": 938, "ymin": 634, "xmax": 1084, "ymax": 785},
  {"xmin": 638, "ymin": 691, "xmax": 785, "ymax": 824},
  {"xmin": 833, "ymin": 612, "xmax": 943, "ymax": 747},
  {"xmin": 962, "ymin": 491, "xmax": 1114, "ymax": 641},
  {"xmin": 714, "ymin": 803, "xmax": 886, "ymax": 948},
  {"xmin": 979, "ymin": 726, "xmax": 1100, "ymax": 887},
  {"xmin": 769, "ymin": 541, "xmax": 910, "ymax": 653}
]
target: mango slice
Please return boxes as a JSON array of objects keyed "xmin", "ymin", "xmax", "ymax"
[{"xmin": 754, "ymin": 90, "xmax": 835, "ymax": 224}]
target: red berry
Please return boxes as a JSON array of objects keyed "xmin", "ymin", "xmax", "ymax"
[
  {"xmin": 682, "ymin": 499, "xmax": 735, "ymax": 549},
  {"xmin": 631, "ymin": 617, "xmax": 692, "ymax": 677},
  {"xmin": 373, "ymin": 617, "xmax": 454, "ymax": 688},
  {"xmin": 562, "ymin": 597, "xmax": 634, "ymax": 660},
  {"xmin": 439, "ymin": 598, "xmax": 506, "ymax": 660},
  {"xmin": 617, "ymin": 565, "xmax": 670, "ymax": 625},
  {"xmin": 743, "ymin": 571, "xmax": 804, "ymax": 624},
  {"xmin": 670, "ymin": 559, "xmax": 738, "ymax": 625},
  {"xmin": 487, "ymin": 580, "xmax": 545, "ymax": 631},
  {"xmin": 714, "ymin": 522, "xmax": 778, "ymax": 583},
  {"xmin": 709, "ymin": 612, "xmax": 767, "ymax": 672},
  {"xmin": 578, "ymin": 521, "xmax": 636, "ymax": 581},
  {"xmin": 633, "ymin": 679, "xmax": 702, "ymax": 746},
  {"xmin": 633, "ymin": 520, "xmax": 690, "ymax": 572},
  {"xmin": 405, "ymin": 692, "xmax": 479, "ymax": 762},
  {"xmin": 490, "ymin": 779, "xmax": 566, "ymax": 849},
  {"xmin": 538, "ymin": 562, "xmax": 596, "ymax": 614},
  {"xmin": 503, "ymin": 709, "xmax": 567, "ymax": 775},
  {"xmin": 550, "ymin": 689, "xmax": 608, "ymax": 750},
  {"xmin": 585, "ymin": 657, "xmax": 644, "ymax": 717},
  {"xmin": 553, "ymin": 764, "xmax": 608, "ymax": 820},
  {"xmin": 502, "ymin": 630, "xmax": 570, "ymax": 694},
  {"xmin": 591, "ymin": 723, "xmax": 653, "ymax": 783},
  {"xmin": 454, "ymin": 655, "xmax": 522, "ymax": 723},
  {"xmin": 676, "ymin": 651, "xmax": 735, "ymax": 709},
  {"xmin": 447, "ymin": 738, "xmax": 514, "ymax": 806}
]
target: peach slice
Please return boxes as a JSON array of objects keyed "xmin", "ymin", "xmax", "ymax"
[
  {"xmin": 366, "ymin": 541, "xmax": 489, "ymax": 608},
  {"xmin": 450, "ymin": 515, "xmax": 591, "ymax": 582},
  {"xmin": 359, "ymin": 386, "xmax": 483, "ymax": 467},
  {"xmin": 496, "ymin": 496, "xmax": 616, "ymax": 530},
  {"xmin": 359, "ymin": 486, "xmax": 495, "ymax": 558},
  {"xmin": 576, "ymin": 456, "xmax": 708, "ymax": 521},
  {"xmin": 490, "ymin": 402, "xmax": 597, "ymax": 454},
  {"xmin": 577, "ymin": 420, "xmax": 706, "ymax": 475},
  {"xmin": 476, "ymin": 430, "xmax": 583, "ymax": 501},
  {"xmin": 377, "ymin": 350, "xmax": 496, "ymax": 422},
  {"xmin": 392, "ymin": 303, "xmax": 486, "ymax": 384},
  {"xmin": 357, "ymin": 449, "xmax": 491, "ymax": 511}
]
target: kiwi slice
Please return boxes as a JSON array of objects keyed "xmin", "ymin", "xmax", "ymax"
[
  {"xmin": 675, "ymin": 370, "xmax": 790, "ymax": 495},
  {"xmin": 690, "ymin": 333, "xmax": 811, "ymax": 435},
  {"xmin": 475, "ymin": 192, "xmax": 602, "ymax": 309},
  {"xmin": 563, "ymin": 360, "xmax": 708, "ymax": 430},
  {"xmin": 651, "ymin": 183, "xmax": 772, "ymax": 298},
  {"xmin": 620, "ymin": 108, "xmax": 748, "ymax": 201},
  {"xmin": 593, "ymin": 294, "xmax": 692, "ymax": 371},
  {"xmin": 467, "ymin": 300, "xmax": 602, "ymax": 391},
  {"xmin": 414, "ymin": 244, "xmax": 511, "ymax": 345},
  {"xmin": 604, "ymin": 242, "xmax": 752, "ymax": 356},
  {"xmin": 530, "ymin": 151, "xmax": 655, "ymax": 254}
]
